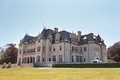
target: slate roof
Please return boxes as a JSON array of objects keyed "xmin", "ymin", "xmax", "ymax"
[
  {"xmin": 41, "ymin": 29, "xmax": 54, "ymax": 38},
  {"xmin": 23, "ymin": 34, "xmax": 37, "ymax": 43},
  {"xmin": 59, "ymin": 30, "xmax": 71, "ymax": 41},
  {"xmin": 79, "ymin": 33, "xmax": 105, "ymax": 45},
  {"xmin": 51, "ymin": 30, "xmax": 71, "ymax": 43},
  {"xmin": 22, "ymin": 28, "xmax": 105, "ymax": 45}
]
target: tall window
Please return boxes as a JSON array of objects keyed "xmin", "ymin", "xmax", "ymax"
[
  {"xmin": 43, "ymin": 58, "xmax": 44, "ymax": 62},
  {"xmin": 80, "ymin": 47, "xmax": 82, "ymax": 52},
  {"xmin": 94, "ymin": 47, "xmax": 99, "ymax": 52},
  {"xmin": 76, "ymin": 56, "xmax": 80, "ymax": 62},
  {"xmin": 75, "ymin": 47, "xmax": 77, "ymax": 51},
  {"xmin": 28, "ymin": 49, "xmax": 30, "ymax": 53},
  {"xmin": 84, "ymin": 58, "xmax": 86, "ymax": 62},
  {"xmin": 84, "ymin": 47, "xmax": 87, "ymax": 51},
  {"xmin": 72, "ymin": 46, "xmax": 74, "ymax": 51},
  {"xmin": 43, "ymin": 47, "xmax": 45, "ymax": 51},
  {"xmin": 49, "ymin": 46, "xmax": 51, "ymax": 51},
  {"xmin": 53, "ymin": 47, "xmax": 55, "ymax": 51},
  {"xmin": 38, "ymin": 40, "xmax": 40, "ymax": 43},
  {"xmin": 53, "ymin": 56, "xmax": 56, "ymax": 62},
  {"xmin": 80, "ymin": 56, "xmax": 82, "ymax": 62},
  {"xmin": 19, "ymin": 50, "xmax": 21, "ymax": 54},
  {"xmin": 37, "ymin": 46, "xmax": 40, "ymax": 52},
  {"xmin": 37, "ymin": 56, "xmax": 40, "ymax": 62},
  {"xmin": 60, "ymin": 45, "xmax": 62, "ymax": 51},
  {"xmin": 33, "ymin": 48, "xmax": 35, "ymax": 52},
  {"xmin": 72, "ymin": 56, "xmax": 74, "ymax": 62},
  {"xmin": 59, "ymin": 55, "xmax": 62, "ymax": 63},
  {"xmin": 23, "ymin": 50, "xmax": 25, "ymax": 54},
  {"xmin": 49, "ymin": 58, "xmax": 51, "ymax": 61}
]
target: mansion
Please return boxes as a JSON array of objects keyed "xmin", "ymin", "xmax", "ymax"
[{"xmin": 17, "ymin": 28, "xmax": 107, "ymax": 66}]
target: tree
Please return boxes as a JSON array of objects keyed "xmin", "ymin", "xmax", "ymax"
[
  {"xmin": 0, "ymin": 43, "xmax": 18, "ymax": 64},
  {"xmin": 107, "ymin": 41, "xmax": 120, "ymax": 62}
]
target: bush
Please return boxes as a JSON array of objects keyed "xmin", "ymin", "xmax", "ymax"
[
  {"xmin": 7, "ymin": 62, "xmax": 11, "ymax": 68},
  {"xmin": 52, "ymin": 63, "xmax": 120, "ymax": 68},
  {"xmin": 2, "ymin": 62, "xmax": 6, "ymax": 68}
]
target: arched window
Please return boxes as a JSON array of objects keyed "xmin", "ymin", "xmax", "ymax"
[{"xmin": 37, "ymin": 46, "xmax": 40, "ymax": 52}]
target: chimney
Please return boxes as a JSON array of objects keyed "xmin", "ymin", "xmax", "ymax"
[
  {"xmin": 54, "ymin": 27, "xmax": 58, "ymax": 33},
  {"xmin": 78, "ymin": 31, "xmax": 81, "ymax": 42}
]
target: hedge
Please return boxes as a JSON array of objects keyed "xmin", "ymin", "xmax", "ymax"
[{"xmin": 52, "ymin": 63, "xmax": 120, "ymax": 68}]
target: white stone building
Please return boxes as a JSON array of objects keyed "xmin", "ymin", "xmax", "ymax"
[{"xmin": 17, "ymin": 28, "xmax": 107, "ymax": 66}]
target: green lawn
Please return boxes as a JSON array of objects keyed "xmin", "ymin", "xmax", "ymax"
[{"xmin": 0, "ymin": 67, "xmax": 120, "ymax": 80}]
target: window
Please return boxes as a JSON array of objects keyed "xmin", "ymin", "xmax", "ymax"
[
  {"xmin": 31, "ymin": 49, "xmax": 33, "ymax": 52},
  {"xmin": 72, "ymin": 46, "xmax": 74, "ymax": 51},
  {"xmin": 72, "ymin": 56, "xmax": 74, "ymax": 62},
  {"xmin": 94, "ymin": 47, "xmax": 99, "ymax": 52},
  {"xmin": 75, "ymin": 47, "xmax": 77, "ymax": 51},
  {"xmin": 60, "ymin": 45, "xmax": 62, "ymax": 51},
  {"xmin": 84, "ymin": 58, "xmax": 86, "ymax": 62},
  {"xmin": 98, "ymin": 48, "xmax": 99, "ymax": 52},
  {"xmin": 28, "ymin": 49, "xmax": 30, "ymax": 53},
  {"xmin": 37, "ymin": 46, "xmax": 40, "ymax": 52},
  {"xmin": 37, "ymin": 56, "xmax": 40, "ymax": 62},
  {"xmin": 43, "ymin": 47, "xmax": 45, "ymax": 51},
  {"xmin": 43, "ymin": 58, "xmax": 44, "ymax": 62},
  {"xmin": 49, "ymin": 58, "xmax": 51, "ymax": 61},
  {"xmin": 76, "ymin": 56, "xmax": 80, "ymax": 62},
  {"xmin": 59, "ymin": 55, "xmax": 62, "ymax": 63},
  {"xmin": 19, "ymin": 50, "xmax": 21, "ymax": 54},
  {"xmin": 49, "ymin": 39, "xmax": 52, "ymax": 42},
  {"xmin": 53, "ymin": 47, "xmax": 55, "ymax": 51},
  {"xmin": 49, "ymin": 46, "xmax": 51, "ymax": 51},
  {"xmin": 23, "ymin": 50, "xmax": 25, "ymax": 54},
  {"xmin": 80, "ymin": 56, "xmax": 82, "ymax": 62},
  {"xmin": 53, "ymin": 56, "xmax": 56, "ymax": 61},
  {"xmin": 84, "ymin": 47, "xmax": 87, "ymax": 51},
  {"xmin": 80, "ymin": 47, "xmax": 82, "ymax": 52},
  {"xmin": 33, "ymin": 48, "xmax": 35, "ymax": 52},
  {"xmin": 38, "ymin": 40, "xmax": 40, "ymax": 43}
]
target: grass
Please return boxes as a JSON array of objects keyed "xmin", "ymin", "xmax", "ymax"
[{"xmin": 0, "ymin": 67, "xmax": 120, "ymax": 80}]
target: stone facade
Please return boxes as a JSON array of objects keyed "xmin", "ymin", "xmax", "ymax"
[{"xmin": 17, "ymin": 28, "xmax": 108, "ymax": 65}]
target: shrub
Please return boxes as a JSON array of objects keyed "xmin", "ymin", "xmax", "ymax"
[
  {"xmin": 52, "ymin": 63, "xmax": 120, "ymax": 68},
  {"xmin": 2, "ymin": 62, "xmax": 6, "ymax": 68},
  {"xmin": 7, "ymin": 62, "xmax": 11, "ymax": 68}
]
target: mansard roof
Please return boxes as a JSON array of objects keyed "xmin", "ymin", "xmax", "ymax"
[
  {"xmin": 59, "ymin": 30, "xmax": 71, "ymax": 41},
  {"xmin": 41, "ymin": 29, "xmax": 54, "ymax": 38},
  {"xmin": 23, "ymin": 34, "xmax": 37, "ymax": 43},
  {"xmin": 79, "ymin": 33, "xmax": 105, "ymax": 45},
  {"xmin": 51, "ymin": 30, "xmax": 71, "ymax": 43},
  {"xmin": 21, "ymin": 28, "xmax": 105, "ymax": 46}
]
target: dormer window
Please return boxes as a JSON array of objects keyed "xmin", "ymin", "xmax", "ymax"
[
  {"xmin": 83, "ymin": 36, "xmax": 87, "ymax": 40},
  {"xmin": 53, "ymin": 47, "xmax": 55, "ymax": 51},
  {"xmin": 93, "ymin": 36, "xmax": 96, "ymax": 39},
  {"xmin": 60, "ymin": 45, "xmax": 62, "ymax": 51},
  {"xmin": 55, "ymin": 33, "xmax": 60, "ymax": 43},
  {"xmin": 38, "ymin": 40, "xmax": 40, "ymax": 43}
]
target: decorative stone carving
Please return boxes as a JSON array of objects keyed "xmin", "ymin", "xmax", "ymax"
[
  {"xmin": 49, "ymin": 34, "xmax": 53, "ymax": 42},
  {"xmin": 55, "ymin": 33, "xmax": 60, "ymax": 43},
  {"xmin": 70, "ymin": 33, "xmax": 77, "ymax": 43}
]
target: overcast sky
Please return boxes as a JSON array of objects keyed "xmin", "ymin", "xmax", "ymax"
[{"xmin": 0, "ymin": 0, "xmax": 120, "ymax": 48}]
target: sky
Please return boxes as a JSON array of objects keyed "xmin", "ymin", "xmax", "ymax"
[{"xmin": 0, "ymin": 0, "xmax": 120, "ymax": 48}]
